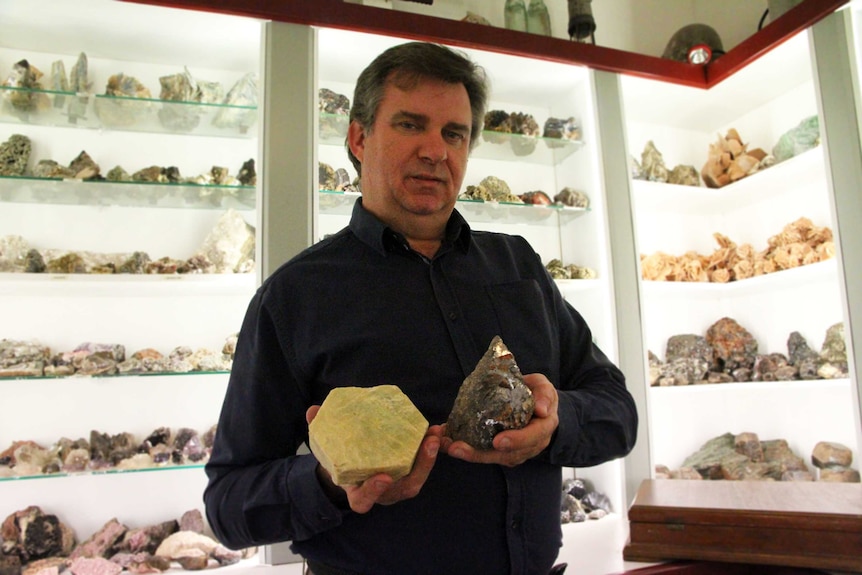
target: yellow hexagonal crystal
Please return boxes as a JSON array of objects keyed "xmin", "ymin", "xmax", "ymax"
[{"xmin": 309, "ymin": 385, "xmax": 429, "ymax": 486}]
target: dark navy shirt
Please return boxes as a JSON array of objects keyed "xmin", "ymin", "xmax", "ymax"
[{"xmin": 204, "ymin": 199, "xmax": 637, "ymax": 575}]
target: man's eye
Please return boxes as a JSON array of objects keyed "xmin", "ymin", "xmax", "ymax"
[
  {"xmin": 445, "ymin": 131, "xmax": 467, "ymax": 143},
  {"xmin": 399, "ymin": 121, "xmax": 419, "ymax": 130}
]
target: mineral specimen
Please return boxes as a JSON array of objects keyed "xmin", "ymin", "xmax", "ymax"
[
  {"xmin": 705, "ymin": 317, "xmax": 758, "ymax": 375},
  {"xmin": 0, "ymin": 134, "xmax": 32, "ymax": 176},
  {"xmin": 67, "ymin": 52, "xmax": 90, "ymax": 123},
  {"xmin": 3, "ymin": 60, "xmax": 50, "ymax": 112},
  {"xmin": 212, "ymin": 73, "xmax": 258, "ymax": 132},
  {"xmin": 508, "ymin": 111, "xmax": 540, "ymax": 156},
  {"xmin": 701, "ymin": 128, "xmax": 769, "ymax": 188},
  {"xmin": 192, "ymin": 209, "xmax": 255, "ymax": 273},
  {"xmin": 95, "ymin": 73, "xmax": 152, "ymax": 127},
  {"xmin": 773, "ymin": 115, "xmax": 820, "ymax": 163},
  {"xmin": 554, "ymin": 187, "xmax": 589, "ymax": 208},
  {"xmin": 520, "ymin": 190, "xmax": 552, "ymax": 205},
  {"xmin": 543, "ymin": 116, "xmax": 581, "ymax": 147},
  {"xmin": 445, "ymin": 336, "xmax": 535, "ymax": 450},
  {"xmin": 309, "ymin": 385, "xmax": 429, "ymax": 486},
  {"xmin": 482, "ymin": 110, "xmax": 512, "ymax": 143},
  {"xmin": 461, "ymin": 175, "xmax": 521, "ymax": 203},
  {"xmin": 319, "ymin": 88, "xmax": 350, "ymax": 139}
]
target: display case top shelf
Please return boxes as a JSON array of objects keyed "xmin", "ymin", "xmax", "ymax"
[
  {"xmin": 121, "ymin": 0, "xmax": 846, "ymax": 89},
  {"xmin": 0, "ymin": 87, "xmax": 257, "ymax": 139},
  {"xmin": 0, "ymin": 175, "xmax": 255, "ymax": 211}
]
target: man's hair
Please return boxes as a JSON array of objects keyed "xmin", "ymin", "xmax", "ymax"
[{"xmin": 347, "ymin": 41, "xmax": 489, "ymax": 175}]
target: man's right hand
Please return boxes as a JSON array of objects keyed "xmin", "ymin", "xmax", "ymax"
[{"xmin": 306, "ymin": 405, "xmax": 443, "ymax": 514}]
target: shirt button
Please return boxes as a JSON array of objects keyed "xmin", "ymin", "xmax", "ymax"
[
  {"xmin": 448, "ymin": 312, "xmax": 457, "ymax": 321},
  {"xmin": 511, "ymin": 519, "xmax": 519, "ymax": 530}
]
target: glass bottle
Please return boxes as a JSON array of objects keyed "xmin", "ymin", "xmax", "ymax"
[
  {"xmin": 527, "ymin": 0, "xmax": 552, "ymax": 36},
  {"xmin": 504, "ymin": 0, "xmax": 527, "ymax": 32}
]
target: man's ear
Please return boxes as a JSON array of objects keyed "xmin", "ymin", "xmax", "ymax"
[{"xmin": 347, "ymin": 120, "xmax": 366, "ymax": 163}]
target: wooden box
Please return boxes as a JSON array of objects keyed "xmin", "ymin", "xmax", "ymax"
[{"xmin": 624, "ymin": 480, "xmax": 862, "ymax": 572}]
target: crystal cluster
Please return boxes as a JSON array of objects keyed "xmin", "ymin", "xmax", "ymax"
[
  {"xmin": 640, "ymin": 217, "xmax": 834, "ymax": 283},
  {"xmin": 657, "ymin": 432, "xmax": 859, "ymax": 483},
  {"xmin": 0, "ymin": 507, "xmax": 255, "ymax": 575},
  {"xmin": 0, "ymin": 334, "xmax": 237, "ymax": 379},
  {"xmin": 0, "ymin": 426, "xmax": 217, "ymax": 478},
  {"xmin": 648, "ymin": 318, "xmax": 849, "ymax": 386},
  {"xmin": 0, "ymin": 209, "xmax": 254, "ymax": 275},
  {"xmin": 445, "ymin": 336, "xmax": 535, "ymax": 450}
]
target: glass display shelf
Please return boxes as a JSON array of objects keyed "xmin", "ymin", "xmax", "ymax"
[
  {"xmin": 0, "ymin": 462, "xmax": 206, "ymax": 483},
  {"xmin": 631, "ymin": 147, "xmax": 824, "ymax": 215},
  {"xmin": 0, "ymin": 370, "xmax": 230, "ymax": 382},
  {"xmin": 0, "ymin": 175, "xmax": 256, "ymax": 210},
  {"xmin": 0, "ymin": 273, "xmax": 255, "ymax": 303},
  {"xmin": 0, "ymin": 86, "xmax": 257, "ymax": 138},
  {"xmin": 319, "ymin": 189, "xmax": 588, "ymax": 224},
  {"xmin": 317, "ymin": 118, "xmax": 584, "ymax": 167},
  {"xmin": 640, "ymin": 258, "xmax": 837, "ymax": 298},
  {"xmin": 649, "ymin": 376, "xmax": 853, "ymax": 393},
  {"xmin": 472, "ymin": 132, "xmax": 584, "ymax": 165}
]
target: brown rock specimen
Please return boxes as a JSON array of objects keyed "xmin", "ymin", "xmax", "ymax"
[
  {"xmin": 812, "ymin": 441, "xmax": 853, "ymax": 469},
  {"xmin": 701, "ymin": 128, "xmax": 768, "ymax": 188},
  {"xmin": 705, "ymin": 317, "xmax": 758, "ymax": 376},
  {"xmin": 309, "ymin": 385, "xmax": 429, "ymax": 486},
  {"xmin": 445, "ymin": 336, "xmax": 535, "ymax": 450}
]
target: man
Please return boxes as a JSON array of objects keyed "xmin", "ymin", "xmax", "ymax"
[{"xmin": 204, "ymin": 41, "xmax": 637, "ymax": 575}]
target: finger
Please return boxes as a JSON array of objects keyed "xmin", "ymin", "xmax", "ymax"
[
  {"xmin": 305, "ymin": 405, "xmax": 321, "ymax": 424},
  {"xmin": 345, "ymin": 473, "xmax": 393, "ymax": 514},
  {"xmin": 378, "ymin": 434, "xmax": 440, "ymax": 504}
]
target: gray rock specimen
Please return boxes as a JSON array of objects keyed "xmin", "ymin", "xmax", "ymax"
[
  {"xmin": 446, "ymin": 336, "xmax": 535, "ymax": 450},
  {"xmin": 212, "ymin": 73, "xmax": 258, "ymax": 132}
]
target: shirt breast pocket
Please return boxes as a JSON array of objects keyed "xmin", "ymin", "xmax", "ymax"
[{"xmin": 484, "ymin": 280, "xmax": 556, "ymax": 374}]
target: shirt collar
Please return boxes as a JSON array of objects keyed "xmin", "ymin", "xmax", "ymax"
[{"xmin": 349, "ymin": 197, "xmax": 472, "ymax": 257}]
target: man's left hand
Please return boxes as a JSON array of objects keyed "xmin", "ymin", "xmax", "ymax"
[{"xmin": 441, "ymin": 373, "xmax": 559, "ymax": 467}]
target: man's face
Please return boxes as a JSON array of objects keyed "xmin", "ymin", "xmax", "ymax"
[{"xmin": 348, "ymin": 76, "xmax": 472, "ymax": 228}]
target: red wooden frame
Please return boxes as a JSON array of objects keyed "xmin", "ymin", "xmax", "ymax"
[{"xmin": 119, "ymin": 0, "xmax": 848, "ymax": 89}]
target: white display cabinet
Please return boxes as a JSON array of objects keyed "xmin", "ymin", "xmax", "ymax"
[
  {"xmin": 0, "ymin": 0, "xmax": 262, "ymax": 542},
  {"xmin": 621, "ymin": 28, "xmax": 861, "ymax": 474}
]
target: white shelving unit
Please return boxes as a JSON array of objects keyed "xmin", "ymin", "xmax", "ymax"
[
  {"xmin": 0, "ymin": 0, "xmax": 262, "ymax": 542},
  {"xmin": 622, "ymin": 29, "xmax": 861, "ymax": 473}
]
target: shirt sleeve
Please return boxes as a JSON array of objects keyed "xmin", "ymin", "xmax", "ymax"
[
  {"xmin": 544, "ymin": 283, "xmax": 639, "ymax": 468},
  {"xmin": 203, "ymin": 287, "xmax": 350, "ymax": 550}
]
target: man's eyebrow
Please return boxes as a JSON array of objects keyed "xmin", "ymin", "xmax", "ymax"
[
  {"xmin": 391, "ymin": 111, "xmax": 427, "ymax": 124},
  {"xmin": 391, "ymin": 111, "xmax": 470, "ymax": 134}
]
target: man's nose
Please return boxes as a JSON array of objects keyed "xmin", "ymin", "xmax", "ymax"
[{"xmin": 418, "ymin": 132, "xmax": 448, "ymax": 163}]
